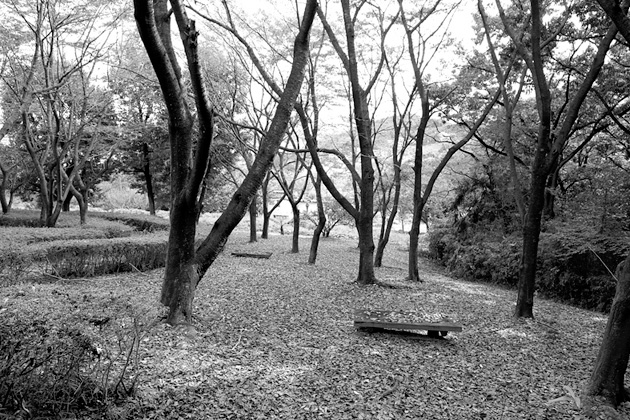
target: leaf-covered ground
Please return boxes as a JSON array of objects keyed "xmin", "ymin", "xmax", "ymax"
[{"xmin": 1, "ymin": 231, "xmax": 629, "ymax": 419}]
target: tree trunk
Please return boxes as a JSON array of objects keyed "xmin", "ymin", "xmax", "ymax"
[
  {"xmin": 0, "ymin": 160, "xmax": 9, "ymax": 214},
  {"xmin": 142, "ymin": 142, "xmax": 156, "ymax": 216},
  {"xmin": 586, "ymin": 254, "xmax": 630, "ymax": 407},
  {"xmin": 261, "ymin": 175, "xmax": 270, "ymax": 239},
  {"xmin": 249, "ymin": 194, "xmax": 257, "ymax": 242},
  {"xmin": 308, "ymin": 175, "xmax": 326, "ymax": 264},
  {"xmin": 62, "ymin": 195, "xmax": 72, "ymax": 212},
  {"xmin": 375, "ymin": 157, "xmax": 402, "ymax": 267},
  {"xmin": 408, "ymin": 97, "xmax": 429, "ymax": 282},
  {"xmin": 291, "ymin": 204, "xmax": 299, "ymax": 253},
  {"xmin": 543, "ymin": 163, "xmax": 559, "ymax": 219},
  {"xmin": 161, "ymin": 197, "xmax": 199, "ymax": 325}
]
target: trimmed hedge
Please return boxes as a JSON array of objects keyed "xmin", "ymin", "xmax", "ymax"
[
  {"xmin": 0, "ymin": 234, "xmax": 169, "ymax": 284},
  {"xmin": 428, "ymin": 226, "xmax": 629, "ymax": 312},
  {"xmin": 96, "ymin": 212, "xmax": 170, "ymax": 232},
  {"xmin": 45, "ymin": 236, "xmax": 169, "ymax": 278}
]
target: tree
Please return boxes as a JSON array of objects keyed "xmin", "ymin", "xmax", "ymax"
[
  {"xmin": 585, "ymin": 254, "xmax": 630, "ymax": 409},
  {"xmin": 494, "ymin": 0, "xmax": 623, "ymax": 317},
  {"xmin": 312, "ymin": 1, "xmax": 398, "ymax": 284},
  {"xmin": 398, "ymin": 0, "xmax": 501, "ymax": 281},
  {"xmin": 3, "ymin": 0, "xmax": 119, "ymax": 226},
  {"xmin": 584, "ymin": 1, "xmax": 630, "ymax": 411},
  {"xmin": 109, "ymin": 34, "xmax": 168, "ymax": 214},
  {"xmin": 373, "ymin": 38, "xmax": 415, "ymax": 268},
  {"xmin": 134, "ymin": 0, "xmax": 317, "ymax": 324},
  {"xmin": 272, "ymin": 132, "xmax": 311, "ymax": 253}
]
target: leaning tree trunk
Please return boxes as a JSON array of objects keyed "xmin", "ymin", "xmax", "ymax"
[
  {"xmin": 308, "ymin": 175, "xmax": 326, "ymax": 264},
  {"xmin": 585, "ymin": 254, "xmax": 630, "ymax": 408}
]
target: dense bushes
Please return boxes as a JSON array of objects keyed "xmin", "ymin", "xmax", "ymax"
[
  {"xmin": 0, "ymin": 315, "xmax": 140, "ymax": 418},
  {"xmin": 428, "ymin": 225, "xmax": 628, "ymax": 312}
]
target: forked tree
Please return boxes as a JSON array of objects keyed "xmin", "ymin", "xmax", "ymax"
[
  {"xmin": 495, "ymin": 0, "xmax": 622, "ymax": 317},
  {"xmin": 585, "ymin": 0, "xmax": 630, "ymax": 410},
  {"xmin": 134, "ymin": 0, "xmax": 317, "ymax": 324}
]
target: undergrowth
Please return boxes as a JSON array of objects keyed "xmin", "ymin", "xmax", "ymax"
[
  {"xmin": 0, "ymin": 313, "xmax": 145, "ymax": 418},
  {"xmin": 427, "ymin": 224, "xmax": 628, "ymax": 312}
]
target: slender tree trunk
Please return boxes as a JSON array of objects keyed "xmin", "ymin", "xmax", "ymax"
[
  {"xmin": 543, "ymin": 165, "xmax": 559, "ymax": 218},
  {"xmin": 0, "ymin": 160, "xmax": 9, "ymax": 214},
  {"xmin": 408, "ymin": 98, "xmax": 429, "ymax": 282},
  {"xmin": 261, "ymin": 175, "xmax": 270, "ymax": 239},
  {"xmin": 308, "ymin": 175, "xmax": 326, "ymax": 264},
  {"xmin": 249, "ymin": 194, "xmax": 257, "ymax": 242},
  {"xmin": 585, "ymin": 254, "xmax": 630, "ymax": 408},
  {"xmin": 291, "ymin": 204, "xmax": 299, "ymax": 253},
  {"xmin": 375, "ymin": 166, "xmax": 402, "ymax": 267},
  {"xmin": 142, "ymin": 142, "xmax": 156, "ymax": 215}
]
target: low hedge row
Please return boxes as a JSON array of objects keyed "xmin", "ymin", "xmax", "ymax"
[
  {"xmin": 96, "ymin": 212, "xmax": 170, "ymax": 232},
  {"xmin": 0, "ymin": 234, "xmax": 169, "ymax": 284},
  {"xmin": 45, "ymin": 236, "xmax": 169, "ymax": 278},
  {"xmin": 2, "ymin": 225, "xmax": 132, "ymax": 245},
  {"xmin": 427, "ymin": 227, "xmax": 629, "ymax": 312}
]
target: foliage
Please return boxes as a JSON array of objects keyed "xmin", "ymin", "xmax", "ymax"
[
  {"xmin": 93, "ymin": 173, "xmax": 151, "ymax": 211},
  {"xmin": 321, "ymin": 200, "xmax": 354, "ymax": 237},
  {"xmin": 45, "ymin": 235, "xmax": 169, "ymax": 279},
  {"xmin": 0, "ymin": 304, "xmax": 147, "ymax": 418},
  {"xmin": 428, "ymin": 223, "xmax": 628, "ymax": 312}
]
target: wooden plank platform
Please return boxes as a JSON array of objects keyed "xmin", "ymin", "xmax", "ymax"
[
  {"xmin": 231, "ymin": 252, "xmax": 273, "ymax": 259},
  {"xmin": 354, "ymin": 309, "xmax": 462, "ymax": 337}
]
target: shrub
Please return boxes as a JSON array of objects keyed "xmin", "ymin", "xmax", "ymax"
[
  {"xmin": 0, "ymin": 319, "xmax": 140, "ymax": 418},
  {"xmin": 45, "ymin": 235, "xmax": 169, "ymax": 278},
  {"xmin": 427, "ymin": 225, "xmax": 628, "ymax": 312}
]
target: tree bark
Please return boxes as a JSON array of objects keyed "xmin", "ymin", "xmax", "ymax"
[
  {"xmin": 142, "ymin": 142, "xmax": 156, "ymax": 215},
  {"xmin": 261, "ymin": 174, "xmax": 270, "ymax": 239},
  {"xmin": 586, "ymin": 254, "xmax": 630, "ymax": 407},
  {"xmin": 0, "ymin": 159, "xmax": 10, "ymax": 214},
  {"xmin": 291, "ymin": 203, "xmax": 300, "ymax": 253},
  {"xmin": 596, "ymin": 0, "xmax": 630, "ymax": 44},
  {"xmin": 249, "ymin": 194, "xmax": 257, "ymax": 242},
  {"xmin": 308, "ymin": 174, "xmax": 326, "ymax": 264}
]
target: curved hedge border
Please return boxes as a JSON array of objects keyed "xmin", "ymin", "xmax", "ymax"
[
  {"xmin": 0, "ymin": 234, "xmax": 169, "ymax": 284},
  {"xmin": 427, "ymin": 227, "xmax": 629, "ymax": 312},
  {"xmin": 95, "ymin": 213, "xmax": 170, "ymax": 232}
]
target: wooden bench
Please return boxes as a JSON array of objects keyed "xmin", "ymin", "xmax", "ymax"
[
  {"xmin": 231, "ymin": 252, "xmax": 273, "ymax": 259},
  {"xmin": 354, "ymin": 309, "xmax": 463, "ymax": 338}
]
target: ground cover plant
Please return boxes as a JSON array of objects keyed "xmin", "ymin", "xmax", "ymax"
[{"xmin": 1, "ymin": 224, "xmax": 628, "ymax": 419}]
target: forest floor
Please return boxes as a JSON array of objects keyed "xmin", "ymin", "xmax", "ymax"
[{"xmin": 1, "ymin": 228, "xmax": 628, "ymax": 419}]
